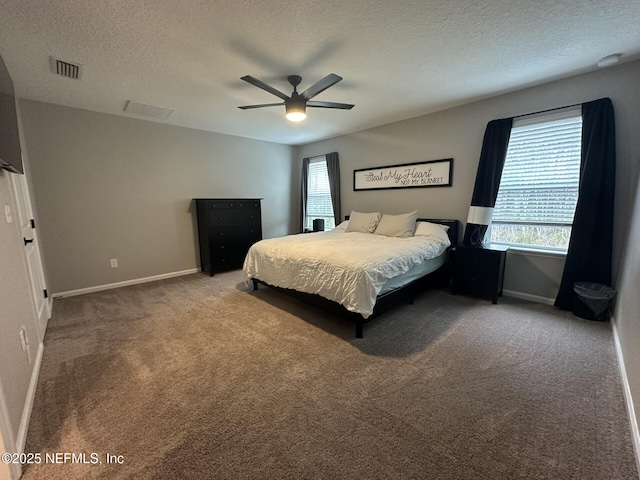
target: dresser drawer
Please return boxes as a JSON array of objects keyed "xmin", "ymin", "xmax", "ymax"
[
  {"xmin": 210, "ymin": 226, "xmax": 261, "ymax": 243},
  {"xmin": 209, "ymin": 208, "xmax": 261, "ymax": 226},
  {"xmin": 208, "ymin": 201, "xmax": 236, "ymax": 210},
  {"xmin": 208, "ymin": 200, "xmax": 260, "ymax": 210}
]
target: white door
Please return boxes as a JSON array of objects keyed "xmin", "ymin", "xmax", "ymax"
[{"xmin": 10, "ymin": 173, "xmax": 50, "ymax": 340}]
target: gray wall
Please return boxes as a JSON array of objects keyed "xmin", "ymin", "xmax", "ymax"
[
  {"xmin": 615, "ymin": 131, "xmax": 640, "ymax": 460},
  {"xmin": 18, "ymin": 100, "xmax": 298, "ymax": 294},
  {"xmin": 299, "ymin": 60, "xmax": 640, "ymax": 446}
]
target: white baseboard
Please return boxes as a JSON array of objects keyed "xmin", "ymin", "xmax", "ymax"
[
  {"xmin": 611, "ymin": 317, "xmax": 640, "ymax": 477},
  {"xmin": 16, "ymin": 341, "xmax": 44, "ymax": 455},
  {"xmin": 52, "ymin": 268, "xmax": 200, "ymax": 299},
  {"xmin": 502, "ymin": 289, "xmax": 555, "ymax": 305}
]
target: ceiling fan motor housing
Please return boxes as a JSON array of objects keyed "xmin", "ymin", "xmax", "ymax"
[
  {"xmin": 287, "ymin": 75, "xmax": 302, "ymax": 89},
  {"xmin": 286, "ymin": 92, "xmax": 305, "ymax": 110}
]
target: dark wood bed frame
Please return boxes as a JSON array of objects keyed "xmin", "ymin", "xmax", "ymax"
[{"xmin": 251, "ymin": 218, "xmax": 460, "ymax": 338}]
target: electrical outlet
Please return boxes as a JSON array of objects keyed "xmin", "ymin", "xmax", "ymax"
[
  {"xmin": 110, "ymin": 258, "xmax": 118, "ymax": 268},
  {"xmin": 19, "ymin": 326, "xmax": 31, "ymax": 364},
  {"xmin": 4, "ymin": 205, "xmax": 12, "ymax": 223}
]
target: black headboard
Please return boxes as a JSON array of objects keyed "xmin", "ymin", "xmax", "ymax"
[
  {"xmin": 419, "ymin": 218, "xmax": 460, "ymax": 246},
  {"xmin": 343, "ymin": 216, "xmax": 460, "ymax": 246}
]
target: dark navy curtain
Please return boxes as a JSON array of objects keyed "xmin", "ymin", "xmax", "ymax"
[
  {"xmin": 300, "ymin": 157, "xmax": 310, "ymax": 233},
  {"xmin": 463, "ymin": 118, "xmax": 513, "ymax": 245},
  {"xmin": 326, "ymin": 152, "xmax": 341, "ymax": 225},
  {"xmin": 555, "ymin": 98, "xmax": 616, "ymax": 309}
]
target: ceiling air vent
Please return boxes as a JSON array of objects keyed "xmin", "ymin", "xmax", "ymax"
[
  {"xmin": 50, "ymin": 57, "xmax": 82, "ymax": 80},
  {"xmin": 124, "ymin": 100, "xmax": 174, "ymax": 120}
]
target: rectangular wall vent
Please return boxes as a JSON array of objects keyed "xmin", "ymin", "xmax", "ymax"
[
  {"xmin": 124, "ymin": 100, "xmax": 174, "ymax": 120},
  {"xmin": 50, "ymin": 57, "xmax": 82, "ymax": 80}
]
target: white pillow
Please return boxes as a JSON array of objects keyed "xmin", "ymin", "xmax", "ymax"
[
  {"xmin": 414, "ymin": 222, "xmax": 450, "ymax": 243},
  {"xmin": 334, "ymin": 220, "xmax": 349, "ymax": 230},
  {"xmin": 345, "ymin": 211, "xmax": 382, "ymax": 233},
  {"xmin": 374, "ymin": 210, "xmax": 419, "ymax": 238}
]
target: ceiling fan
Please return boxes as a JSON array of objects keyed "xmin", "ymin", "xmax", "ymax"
[{"xmin": 238, "ymin": 73, "xmax": 354, "ymax": 122}]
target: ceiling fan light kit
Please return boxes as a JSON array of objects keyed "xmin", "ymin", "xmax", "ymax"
[
  {"xmin": 285, "ymin": 101, "xmax": 306, "ymax": 122},
  {"xmin": 239, "ymin": 73, "xmax": 354, "ymax": 122}
]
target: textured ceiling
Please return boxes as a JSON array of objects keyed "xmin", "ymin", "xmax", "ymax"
[{"xmin": 1, "ymin": 0, "xmax": 639, "ymax": 146}]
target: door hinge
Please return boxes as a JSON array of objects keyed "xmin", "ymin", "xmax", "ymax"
[
  {"xmin": 30, "ymin": 219, "xmax": 36, "ymax": 228},
  {"xmin": 43, "ymin": 289, "xmax": 48, "ymax": 299}
]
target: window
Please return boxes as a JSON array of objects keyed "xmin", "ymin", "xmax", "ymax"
[
  {"xmin": 305, "ymin": 157, "xmax": 336, "ymax": 230},
  {"xmin": 491, "ymin": 108, "xmax": 582, "ymax": 252}
]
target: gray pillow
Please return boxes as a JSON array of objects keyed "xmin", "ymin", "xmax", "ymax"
[
  {"xmin": 374, "ymin": 210, "xmax": 419, "ymax": 238},
  {"xmin": 345, "ymin": 211, "xmax": 382, "ymax": 233}
]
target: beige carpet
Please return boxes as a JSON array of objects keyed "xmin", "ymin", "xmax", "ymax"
[{"xmin": 21, "ymin": 271, "xmax": 638, "ymax": 479}]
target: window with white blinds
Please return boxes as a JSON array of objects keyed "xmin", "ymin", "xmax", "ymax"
[
  {"xmin": 490, "ymin": 108, "xmax": 582, "ymax": 252},
  {"xmin": 306, "ymin": 157, "xmax": 336, "ymax": 230}
]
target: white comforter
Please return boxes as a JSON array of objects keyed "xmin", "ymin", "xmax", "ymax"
[{"xmin": 243, "ymin": 229, "xmax": 450, "ymax": 318}]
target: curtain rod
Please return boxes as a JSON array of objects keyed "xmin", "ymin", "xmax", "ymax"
[{"xmin": 514, "ymin": 101, "xmax": 583, "ymax": 120}]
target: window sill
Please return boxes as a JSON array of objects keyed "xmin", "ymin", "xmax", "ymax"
[{"xmin": 496, "ymin": 244, "xmax": 567, "ymax": 259}]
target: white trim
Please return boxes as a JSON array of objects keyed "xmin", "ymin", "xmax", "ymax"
[
  {"xmin": 503, "ymin": 246, "xmax": 567, "ymax": 260},
  {"xmin": 611, "ymin": 316, "xmax": 640, "ymax": 477},
  {"xmin": 52, "ymin": 268, "xmax": 199, "ymax": 298},
  {"xmin": 502, "ymin": 289, "xmax": 555, "ymax": 305},
  {"xmin": 15, "ymin": 342, "xmax": 43, "ymax": 454},
  {"xmin": 0, "ymin": 380, "xmax": 21, "ymax": 480}
]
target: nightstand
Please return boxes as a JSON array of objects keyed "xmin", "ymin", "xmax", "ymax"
[{"xmin": 452, "ymin": 244, "xmax": 509, "ymax": 304}]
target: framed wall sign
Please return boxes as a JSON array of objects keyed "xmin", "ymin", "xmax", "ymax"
[{"xmin": 353, "ymin": 158, "xmax": 453, "ymax": 191}]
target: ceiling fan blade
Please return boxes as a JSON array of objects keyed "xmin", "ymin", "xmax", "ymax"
[
  {"xmin": 238, "ymin": 102, "xmax": 284, "ymax": 110},
  {"xmin": 241, "ymin": 76, "xmax": 290, "ymax": 101},
  {"xmin": 300, "ymin": 74, "xmax": 343, "ymax": 100},
  {"xmin": 307, "ymin": 101, "xmax": 354, "ymax": 110}
]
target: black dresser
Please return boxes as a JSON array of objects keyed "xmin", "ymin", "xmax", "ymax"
[{"xmin": 195, "ymin": 198, "xmax": 262, "ymax": 276}]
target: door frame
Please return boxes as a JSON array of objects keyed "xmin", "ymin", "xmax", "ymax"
[{"xmin": 0, "ymin": 379, "xmax": 21, "ymax": 480}]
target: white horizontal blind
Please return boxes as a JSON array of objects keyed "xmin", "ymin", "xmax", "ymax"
[
  {"xmin": 306, "ymin": 157, "xmax": 336, "ymax": 229},
  {"xmin": 491, "ymin": 109, "xmax": 582, "ymax": 251}
]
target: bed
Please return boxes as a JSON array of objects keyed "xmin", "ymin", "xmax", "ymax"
[{"xmin": 243, "ymin": 215, "xmax": 459, "ymax": 338}]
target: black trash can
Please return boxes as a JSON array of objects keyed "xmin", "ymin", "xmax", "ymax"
[{"xmin": 573, "ymin": 282, "xmax": 616, "ymax": 321}]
